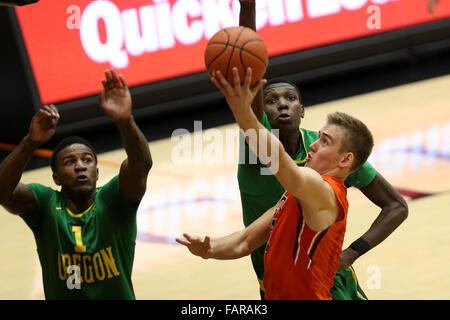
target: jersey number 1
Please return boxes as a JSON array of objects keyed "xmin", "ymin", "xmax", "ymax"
[{"xmin": 72, "ymin": 226, "xmax": 87, "ymax": 253}]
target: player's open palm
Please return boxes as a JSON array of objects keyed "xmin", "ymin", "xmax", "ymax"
[
  {"xmin": 176, "ymin": 233, "xmax": 213, "ymax": 259},
  {"xmin": 211, "ymin": 67, "xmax": 265, "ymax": 117},
  {"xmin": 27, "ymin": 104, "xmax": 59, "ymax": 147},
  {"xmin": 99, "ymin": 69, "xmax": 132, "ymax": 122}
]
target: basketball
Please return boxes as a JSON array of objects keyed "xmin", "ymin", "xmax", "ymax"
[{"xmin": 205, "ymin": 26, "xmax": 268, "ymax": 86}]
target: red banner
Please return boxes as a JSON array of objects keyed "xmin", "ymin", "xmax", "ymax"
[{"xmin": 15, "ymin": 0, "xmax": 450, "ymax": 104}]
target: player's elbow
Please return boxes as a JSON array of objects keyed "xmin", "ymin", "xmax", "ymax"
[
  {"xmin": 142, "ymin": 157, "xmax": 153, "ymax": 174},
  {"xmin": 129, "ymin": 154, "xmax": 153, "ymax": 174},
  {"xmin": 240, "ymin": 230, "xmax": 258, "ymax": 258},
  {"xmin": 389, "ymin": 196, "xmax": 409, "ymax": 225},
  {"xmin": 396, "ymin": 197, "xmax": 409, "ymax": 222},
  {"xmin": 0, "ymin": 193, "xmax": 10, "ymax": 207},
  {"xmin": 143, "ymin": 149, "xmax": 153, "ymax": 173}
]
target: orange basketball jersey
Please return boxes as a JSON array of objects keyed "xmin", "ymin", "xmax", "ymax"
[{"xmin": 263, "ymin": 176, "xmax": 349, "ymax": 300}]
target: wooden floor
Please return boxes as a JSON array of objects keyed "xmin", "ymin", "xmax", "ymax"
[{"xmin": 1, "ymin": 74, "xmax": 449, "ymax": 300}]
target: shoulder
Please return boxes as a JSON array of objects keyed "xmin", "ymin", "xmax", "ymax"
[
  {"xmin": 97, "ymin": 175, "xmax": 140, "ymax": 211},
  {"xmin": 322, "ymin": 176, "xmax": 348, "ymax": 211},
  {"xmin": 27, "ymin": 183, "xmax": 57, "ymax": 202},
  {"xmin": 345, "ymin": 161, "xmax": 377, "ymax": 189},
  {"xmin": 97, "ymin": 175, "xmax": 120, "ymax": 198},
  {"xmin": 260, "ymin": 112, "xmax": 271, "ymax": 130},
  {"xmin": 300, "ymin": 128, "xmax": 319, "ymax": 139},
  {"xmin": 300, "ymin": 128, "xmax": 319, "ymax": 148},
  {"xmin": 322, "ymin": 176, "xmax": 346, "ymax": 192},
  {"xmin": 20, "ymin": 183, "xmax": 59, "ymax": 227},
  {"xmin": 28, "ymin": 182, "xmax": 54, "ymax": 192}
]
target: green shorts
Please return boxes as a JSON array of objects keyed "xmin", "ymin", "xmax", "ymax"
[{"xmin": 331, "ymin": 266, "xmax": 368, "ymax": 300}]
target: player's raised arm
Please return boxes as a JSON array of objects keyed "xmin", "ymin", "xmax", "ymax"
[
  {"xmin": 0, "ymin": 105, "xmax": 59, "ymax": 215},
  {"xmin": 239, "ymin": 0, "xmax": 256, "ymax": 31},
  {"xmin": 239, "ymin": 0, "xmax": 264, "ymax": 120},
  {"xmin": 99, "ymin": 69, "xmax": 152, "ymax": 205},
  {"xmin": 212, "ymin": 68, "xmax": 339, "ymax": 230}
]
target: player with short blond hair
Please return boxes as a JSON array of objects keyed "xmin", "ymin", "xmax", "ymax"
[{"xmin": 178, "ymin": 68, "xmax": 375, "ymax": 299}]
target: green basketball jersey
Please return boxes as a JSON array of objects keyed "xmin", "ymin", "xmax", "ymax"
[
  {"xmin": 237, "ymin": 112, "xmax": 377, "ymax": 281},
  {"xmin": 22, "ymin": 175, "xmax": 138, "ymax": 300}
]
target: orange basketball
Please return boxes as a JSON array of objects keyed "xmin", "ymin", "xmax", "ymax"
[{"xmin": 204, "ymin": 26, "xmax": 268, "ymax": 86}]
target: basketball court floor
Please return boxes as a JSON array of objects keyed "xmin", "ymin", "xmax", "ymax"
[{"xmin": 0, "ymin": 74, "xmax": 449, "ymax": 300}]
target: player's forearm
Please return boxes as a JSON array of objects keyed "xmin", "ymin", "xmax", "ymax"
[
  {"xmin": 234, "ymin": 105, "xmax": 279, "ymax": 158},
  {"xmin": 235, "ymin": 107, "xmax": 299, "ymax": 185},
  {"xmin": 210, "ymin": 204, "xmax": 273, "ymax": 260},
  {"xmin": 0, "ymin": 136, "xmax": 37, "ymax": 203},
  {"xmin": 357, "ymin": 198, "xmax": 408, "ymax": 251},
  {"xmin": 210, "ymin": 230, "xmax": 251, "ymax": 260},
  {"xmin": 239, "ymin": 1, "xmax": 256, "ymax": 30},
  {"xmin": 348, "ymin": 173, "xmax": 409, "ymax": 258},
  {"xmin": 115, "ymin": 116, "xmax": 152, "ymax": 173},
  {"xmin": 235, "ymin": 108, "xmax": 325, "ymax": 211},
  {"xmin": 342, "ymin": 199, "xmax": 408, "ymax": 266},
  {"xmin": 239, "ymin": 1, "xmax": 264, "ymax": 120}
]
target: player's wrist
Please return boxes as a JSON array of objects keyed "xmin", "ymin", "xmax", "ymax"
[
  {"xmin": 349, "ymin": 238, "xmax": 371, "ymax": 256},
  {"xmin": 22, "ymin": 135, "xmax": 42, "ymax": 151},
  {"xmin": 234, "ymin": 106, "xmax": 256, "ymax": 129},
  {"xmin": 113, "ymin": 114, "xmax": 134, "ymax": 127}
]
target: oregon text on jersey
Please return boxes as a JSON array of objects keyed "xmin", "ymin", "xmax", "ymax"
[{"xmin": 57, "ymin": 246, "xmax": 120, "ymax": 284}]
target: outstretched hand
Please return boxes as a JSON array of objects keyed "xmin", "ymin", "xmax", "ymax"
[
  {"xmin": 211, "ymin": 67, "xmax": 265, "ymax": 118},
  {"xmin": 99, "ymin": 69, "xmax": 132, "ymax": 122},
  {"xmin": 27, "ymin": 104, "xmax": 59, "ymax": 147},
  {"xmin": 176, "ymin": 233, "xmax": 213, "ymax": 259}
]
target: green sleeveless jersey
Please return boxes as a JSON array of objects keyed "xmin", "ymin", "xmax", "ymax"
[
  {"xmin": 237, "ymin": 112, "xmax": 377, "ymax": 281},
  {"xmin": 22, "ymin": 175, "xmax": 138, "ymax": 300}
]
